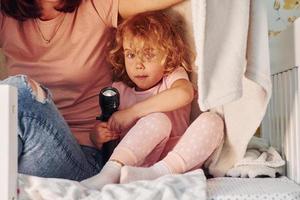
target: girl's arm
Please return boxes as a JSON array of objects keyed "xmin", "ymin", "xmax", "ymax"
[
  {"xmin": 119, "ymin": 0, "xmax": 185, "ymax": 19},
  {"xmin": 108, "ymin": 79, "xmax": 194, "ymax": 132},
  {"xmin": 132, "ymin": 79, "xmax": 194, "ymax": 117}
]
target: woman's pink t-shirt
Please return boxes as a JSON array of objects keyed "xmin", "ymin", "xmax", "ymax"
[
  {"xmin": 112, "ymin": 67, "xmax": 192, "ymax": 158},
  {"xmin": 0, "ymin": 0, "xmax": 119, "ymax": 146}
]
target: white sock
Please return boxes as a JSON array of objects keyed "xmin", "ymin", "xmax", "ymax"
[
  {"xmin": 80, "ymin": 161, "xmax": 122, "ymax": 190},
  {"xmin": 120, "ymin": 161, "xmax": 171, "ymax": 183}
]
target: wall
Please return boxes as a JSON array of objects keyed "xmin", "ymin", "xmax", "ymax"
[
  {"xmin": 266, "ymin": 0, "xmax": 300, "ymax": 73},
  {"xmin": 267, "ymin": 0, "xmax": 300, "ymax": 37}
]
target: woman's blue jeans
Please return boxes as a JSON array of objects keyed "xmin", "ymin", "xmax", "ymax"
[{"xmin": 0, "ymin": 75, "xmax": 103, "ymax": 181}]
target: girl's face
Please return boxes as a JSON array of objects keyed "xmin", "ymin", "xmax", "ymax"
[{"xmin": 123, "ymin": 35, "xmax": 167, "ymax": 91}]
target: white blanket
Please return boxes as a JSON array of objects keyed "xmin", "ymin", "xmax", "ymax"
[
  {"xmin": 187, "ymin": 0, "xmax": 272, "ymax": 177},
  {"xmin": 226, "ymin": 136, "xmax": 285, "ymax": 178},
  {"xmin": 18, "ymin": 169, "xmax": 207, "ymax": 200},
  {"xmin": 171, "ymin": 0, "xmax": 272, "ymax": 177}
]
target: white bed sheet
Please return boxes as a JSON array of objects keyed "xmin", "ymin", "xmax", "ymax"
[
  {"xmin": 17, "ymin": 169, "xmax": 300, "ymax": 200},
  {"xmin": 207, "ymin": 176, "xmax": 300, "ymax": 200},
  {"xmin": 18, "ymin": 169, "xmax": 206, "ymax": 200}
]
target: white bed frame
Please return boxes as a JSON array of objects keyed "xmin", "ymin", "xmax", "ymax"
[
  {"xmin": 0, "ymin": 85, "xmax": 17, "ymax": 200},
  {"xmin": 261, "ymin": 18, "xmax": 300, "ymax": 185}
]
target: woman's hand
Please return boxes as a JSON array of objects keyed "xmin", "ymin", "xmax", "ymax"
[
  {"xmin": 108, "ymin": 108, "xmax": 138, "ymax": 132},
  {"xmin": 89, "ymin": 122, "xmax": 120, "ymax": 149}
]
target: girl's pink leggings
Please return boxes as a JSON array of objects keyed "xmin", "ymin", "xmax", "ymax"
[{"xmin": 110, "ymin": 112, "xmax": 224, "ymax": 173}]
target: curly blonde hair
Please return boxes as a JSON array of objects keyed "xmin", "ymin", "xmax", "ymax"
[{"xmin": 108, "ymin": 11, "xmax": 193, "ymax": 87}]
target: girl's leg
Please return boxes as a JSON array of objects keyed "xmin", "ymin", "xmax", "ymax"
[
  {"xmin": 110, "ymin": 112, "xmax": 172, "ymax": 166},
  {"xmin": 120, "ymin": 112, "xmax": 224, "ymax": 183},
  {"xmin": 1, "ymin": 75, "xmax": 103, "ymax": 181},
  {"xmin": 81, "ymin": 112, "xmax": 172, "ymax": 189}
]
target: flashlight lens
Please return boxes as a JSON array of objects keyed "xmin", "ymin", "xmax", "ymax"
[{"xmin": 102, "ymin": 89, "xmax": 117, "ymax": 97}]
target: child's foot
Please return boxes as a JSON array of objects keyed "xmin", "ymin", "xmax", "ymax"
[
  {"xmin": 120, "ymin": 161, "xmax": 171, "ymax": 183},
  {"xmin": 80, "ymin": 160, "xmax": 122, "ymax": 190}
]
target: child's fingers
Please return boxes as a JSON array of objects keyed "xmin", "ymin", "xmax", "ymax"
[
  {"xmin": 101, "ymin": 132, "xmax": 112, "ymax": 139},
  {"xmin": 107, "ymin": 118, "xmax": 115, "ymax": 131},
  {"xmin": 98, "ymin": 122, "xmax": 108, "ymax": 128},
  {"xmin": 101, "ymin": 130, "xmax": 120, "ymax": 142},
  {"xmin": 102, "ymin": 130, "xmax": 115, "ymax": 136},
  {"xmin": 111, "ymin": 134, "xmax": 120, "ymax": 140},
  {"xmin": 105, "ymin": 132, "xmax": 120, "ymax": 139},
  {"xmin": 102, "ymin": 137, "xmax": 118, "ymax": 143}
]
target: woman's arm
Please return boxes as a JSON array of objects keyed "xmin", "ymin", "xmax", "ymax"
[
  {"xmin": 119, "ymin": 0, "xmax": 185, "ymax": 19},
  {"xmin": 108, "ymin": 79, "xmax": 194, "ymax": 132}
]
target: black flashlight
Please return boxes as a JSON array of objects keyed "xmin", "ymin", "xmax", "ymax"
[
  {"xmin": 96, "ymin": 87, "xmax": 120, "ymax": 121},
  {"xmin": 96, "ymin": 86, "xmax": 120, "ymax": 163}
]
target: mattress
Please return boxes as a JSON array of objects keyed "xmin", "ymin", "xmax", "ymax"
[
  {"xmin": 18, "ymin": 168, "xmax": 300, "ymax": 200},
  {"xmin": 207, "ymin": 176, "xmax": 300, "ymax": 200}
]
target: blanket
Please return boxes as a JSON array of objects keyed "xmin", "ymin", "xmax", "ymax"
[
  {"xmin": 18, "ymin": 169, "xmax": 207, "ymax": 200},
  {"xmin": 226, "ymin": 136, "xmax": 285, "ymax": 178},
  {"xmin": 171, "ymin": 0, "xmax": 272, "ymax": 177}
]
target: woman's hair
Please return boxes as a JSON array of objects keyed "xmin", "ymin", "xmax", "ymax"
[
  {"xmin": 0, "ymin": 0, "xmax": 82, "ymax": 21},
  {"xmin": 108, "ymin": 11, "xmax": 193, "ymax": 87}
]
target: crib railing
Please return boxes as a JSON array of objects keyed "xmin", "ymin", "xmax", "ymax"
[
  {"xmin": 261, "ymin": 66, "xmax": 300, "ymax": 184},
  {"xmin": 0, "ymin": 85, "xmax": 18, "ymax": 200}
]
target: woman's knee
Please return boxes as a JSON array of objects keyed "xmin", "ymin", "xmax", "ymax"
[
  {"xmin": 2, "ymin": 75, "xmax": 47, "ymax": 103},
  {"xmin": 27, "ymin": 78, "xmax": 47, "ymax": 103}
]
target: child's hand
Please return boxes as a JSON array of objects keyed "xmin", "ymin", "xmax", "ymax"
[
  {"xmin": 90, "ymin": 122, "xmax": 120, "ymax": 149},
  {"xmin": 108, "ymin": 108, "xmax": 138, "ymax": 132}
]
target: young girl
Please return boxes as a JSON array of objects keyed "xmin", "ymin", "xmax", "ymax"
[{"xmin": 81, "ymin": 11, "xmax": 224, "ymax": 189}]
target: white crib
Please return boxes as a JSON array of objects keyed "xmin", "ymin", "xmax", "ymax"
[{"xmin": 261, "ymin": 17, "xmax": 300, "ymax": 185}]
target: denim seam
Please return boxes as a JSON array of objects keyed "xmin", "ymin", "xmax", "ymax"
[{"xmin": 20, "ymin": 113, "xmax": 90, "ymax": 173}]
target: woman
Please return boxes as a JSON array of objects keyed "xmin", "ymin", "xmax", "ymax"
[{"xmin": 0, "ymin": 0, "xmax": 184, "ymax": 181}]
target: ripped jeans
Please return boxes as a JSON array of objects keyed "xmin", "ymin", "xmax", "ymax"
[{"xmin": 0, "ymin": 75, "xmax": 103, "ymax": 181}]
